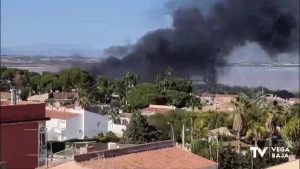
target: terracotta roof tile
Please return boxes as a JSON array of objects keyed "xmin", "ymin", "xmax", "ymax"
[
  {"xmin": 46, "ymin": 109, "xmax": 80, "ymax": 120},
  {"xmin": 141, "ymin": 107, "xmax": 172, "ymax": 115},
  {"xmin": 80, "ymin": 147, "xmax": 217, "ymax": 169}
]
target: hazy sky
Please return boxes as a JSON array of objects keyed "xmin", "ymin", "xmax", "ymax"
[{"xmin": 1, "ymin": 0, "xmax": 171, "ymax": 49}]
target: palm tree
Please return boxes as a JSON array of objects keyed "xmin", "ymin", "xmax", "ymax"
[
  {"xmin": 155, "ymin": 73, "xmax": 168, "ymax": 92},
  {"xmin": 76, "ymin": 87, "xmax": 92, "ymax": 110},
  {"xmin": 265, "ymin": 108, "xmax": 276, "ymax": 157},
  {"xmin": 108, "ymin": 107, "xmax": 121, "ymax": 124},
  {"xmin": 233, "ymin": 111, "xmax": 244, "ymax": 137},
  {"xmin": 246, "ymin": 123, "xmax": 267, "ymax": 147},
  {"xmin": 194, "ymin": 118, "xmax": 208, "ymax": 139},
  {"xmin": 124, "ymin": 72, "xmax": 138, "ymax": 89},
  {"xmin": 232, "ymin": 95, "xmax": 247, "ymax": 153},
  {"xmin": 96, "ymin": 76, "xmax": 111, "ymax": 103},
  {"xmin": 280, "ymin": 116, "xmax": 300, "ymax": 151},
  {"xmin": 187, "ymin": 95, "xmax": 202, "ymax": 146},
  {"xmin": 124, "ymin": 72, "xmax": 138, "ymax": 105}
]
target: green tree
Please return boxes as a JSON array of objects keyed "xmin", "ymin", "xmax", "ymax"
[
  {"xmin": 265, "ymin": 108, "xmax": 277, "ymax": 157},
  {"xmin": 127, "ymin": 83, "xmax": 162, "ymax": 109},
  {"xmin": 232, "ymin": 94, "xmax": 248, "ymax": 153},
  {"xmin": 1, "ymin": 68, "xmax": 17, "ymax": 81},
  {"xmin": 280, "ymin": 116, "xmax": 300, "ymax": 152},
  {"xmin": 19, "ymin": 88, "xmax": 30, "ymax": 101},
  {"xmin": 148, "ymin": 110, "xmax": 189, "ymax": 143},
  {"xmin": 147, "ymin": 114, "xmax": 171, "ymax": 141},
  {"xmin": 123, "ymin": 112, "xmax": 160, "ymax": 144},
  {"xmin": 76, "ymin": 87, "xmax": 92, "ymax": 110},
  {"xmin": 112, "ymin": 79, "xmax": 126, "ymax": 105},
  {"xmin": 246, "ymin": 123, "xmax": 267, "ymax": 146},
  {"xmin": 108, "ymin": 107, "xmax": 120, "ymax": 124},
  {"xmin": 0, "ymin": 66, "xmax": 8, "ymax": 78},
  {"xmin": 194, "ymin": 118, "xmax": 209, "ymax": 139},
  {"xmin": 96, "ymin": 76, "xmax": 112, "ymax": 103},
  {"xmin": 124, "ymin": 72, "xmax": 138, "ymax": 89},
  {"xmin": 124, "ymin": 72, "xmax": 139, "ymax": 105},
  {"xmin": 186, "ymin": 95, "xmax": 202, "ymax": 145},
  {"xmin": 12, "ymin": 73, "xmax": 28, "ymax": 87},
  {"xmin": 218, "ymin": 147, "xmax": 252, "ymax": 169},
  {"xmin": 39, "ymin": 73, "xmax": 61, "ymax": 92},
  {"xmin": 29, "ymin": 75, "xmax": 41, "ymax": 92},
  {"xmin": 166, "ymin": 90, "xmax": 190, "ymax": 108},
  {"xmin": 96, "ymin": 131, "xmax": 120, "ymax": 143}
]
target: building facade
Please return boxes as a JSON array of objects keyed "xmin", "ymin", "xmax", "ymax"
[
  {"xmin": 0, "ymin": 100, "xmax": 50, "ymax": 169},
  {"xmin": 107, "ymin": 113, "xmax": 131, "ymax": 138},
  {"xmin": 46, "ymin": 107, "xmax": 109, "ymax": 141}
]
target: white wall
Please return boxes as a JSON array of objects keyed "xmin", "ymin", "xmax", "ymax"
[
  {"xmin": 46, "ymin": 108, "xmax": 109, "ymax": 141},
  {"xmin": 108, "ymin": 120, "xmax": 127, "ymax": 138},
  {"xmin": 46, "ymin": 119, "xmax": 66, "ymax": 141},
  {"xmin": 46, "ymin": 116, "xmax": 83, "ymax": 141},
  {"xmin": 83, "ymin": 110, "xmax": 108, "ymax": 138},
  {"xmin": 65, "ymin": 115, "xmax": 84, "ymax": 140}
]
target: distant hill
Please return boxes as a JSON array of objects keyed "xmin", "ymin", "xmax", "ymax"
[{"xmin": 1, "ymin": 43, "xmax": 103, "ymax": 57}]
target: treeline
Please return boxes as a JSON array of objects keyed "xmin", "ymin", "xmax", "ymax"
[
  {"xmin": 0, "ymin": 67, "xmax": 94, "ymax": 92},
  {"xmin": 1, "ymin": 66, "xmax": 297, "ymax": 108},
  {"xmin": 0, "ymin": 67, "xmax": 193, "ymax": 111}
]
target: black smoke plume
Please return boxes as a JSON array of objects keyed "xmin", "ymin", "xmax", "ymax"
[{"xmin": 88, "ymin": 0, "xmax": 299, "ymax": 87}]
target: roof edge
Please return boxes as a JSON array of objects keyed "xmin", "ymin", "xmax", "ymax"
[{"xmin": 74, "ymin": 140, "xmax": 175, "ymax": 162}]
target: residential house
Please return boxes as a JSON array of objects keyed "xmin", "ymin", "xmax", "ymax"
[
  {"xmin": 141, "ymin": 104, "xmax": 176, "ymax": 116},
  {"xmin": 27, "ymin": 91, "xmax": 76, "ymax": 104},
  {"xmin": 46, "ymin": 140, "xmax": 218, "ymax": 169},
  {"xmin": 0, "ymin": 90, "xmax": 50, "ymax": 169},
  {"xmin": 27, "ymin": 93, "xmax": 49, "ymax": 102},
  {"xmin": 46, "ymin": 106, "xmax": 108, "ymax": 141},
  {"xmin": 201, "ymin": 94, "xmax": 236, "ymax": 112},
  {"xmin": 108, "ymin": 113, "xmax": 131, "ymax": 138},
  {"xmin": 265, "ymin": 94, "xmax": 290, "ymax": 106},
  {"xmin": 288, "ymin": 98, "xmax": 300, "ymax": 105}
]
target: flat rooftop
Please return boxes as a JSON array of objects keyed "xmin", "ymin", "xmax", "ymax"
[
  {"xmin": 0, "ymin": 100, "xmax": 43, "ymax": 106},
  {"xmin": 0, "ymin": 101, "xmax": 49, "ymax": 124}
]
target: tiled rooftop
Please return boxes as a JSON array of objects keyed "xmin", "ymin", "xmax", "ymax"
[
  {"xmin": 47, "ymin": 140, "xmax": 217, "ymax": 169},
  {"xmin": 80, "ymin": 147, "xmax": 217, "ymax": 169},
  {"xmin": 48, "ymin": 147, "xmax": 217, "ymax": 169},
  {"xmin": 141, "ymin": 107, "xmax": 173, "ymax": 115}
]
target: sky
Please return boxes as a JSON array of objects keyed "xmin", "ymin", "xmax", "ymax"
[{"xmin": 1, "ymin": 0, "xmax": 171, "ymax": 50}]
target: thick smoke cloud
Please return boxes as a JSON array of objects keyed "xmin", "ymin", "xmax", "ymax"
[{"xmin": 89, "ymin": 0, "xmax": 299, "ymax": 86}]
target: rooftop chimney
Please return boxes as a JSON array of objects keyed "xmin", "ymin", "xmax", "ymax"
[{"xmin": 10, "ymin": 89, "xmax": 17, "ymax": 105}]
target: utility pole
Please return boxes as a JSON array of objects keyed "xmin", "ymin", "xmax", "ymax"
[
  {"xmin": 168, "ymin": 122, "xmax": 175, "ymax": 146},
  {"xmin": 182, "ymin": 124, "xmax": 185, "ymax": 148}
]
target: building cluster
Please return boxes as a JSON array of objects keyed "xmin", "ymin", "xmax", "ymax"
[{"xmin": 1, "ymin": 90, "xmax": 299, "ymax": 169}]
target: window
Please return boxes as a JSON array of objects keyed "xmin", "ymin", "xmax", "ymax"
[
  {"xmin": 97, "ymin": 122, "xmax": 101, "ymax": 127},
  {"xmin": 79, "ymin": 129, "xmax": 82, "ymax": 133},
  {"xmin": 121, "ymin": 119, "xmax": 129, "ymax": 125},
  {"xmin": 38, "ymin": 122, "xmax": 47, "ymax": 166}
]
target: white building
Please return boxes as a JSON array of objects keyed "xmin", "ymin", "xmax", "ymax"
[
  {"xmin": 108, "ymin": 113, "xmax": 131, "ymax": 138},
  {"xmin": 46, "ymin": 106, "xmax": 108, "ymax": 141}
]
